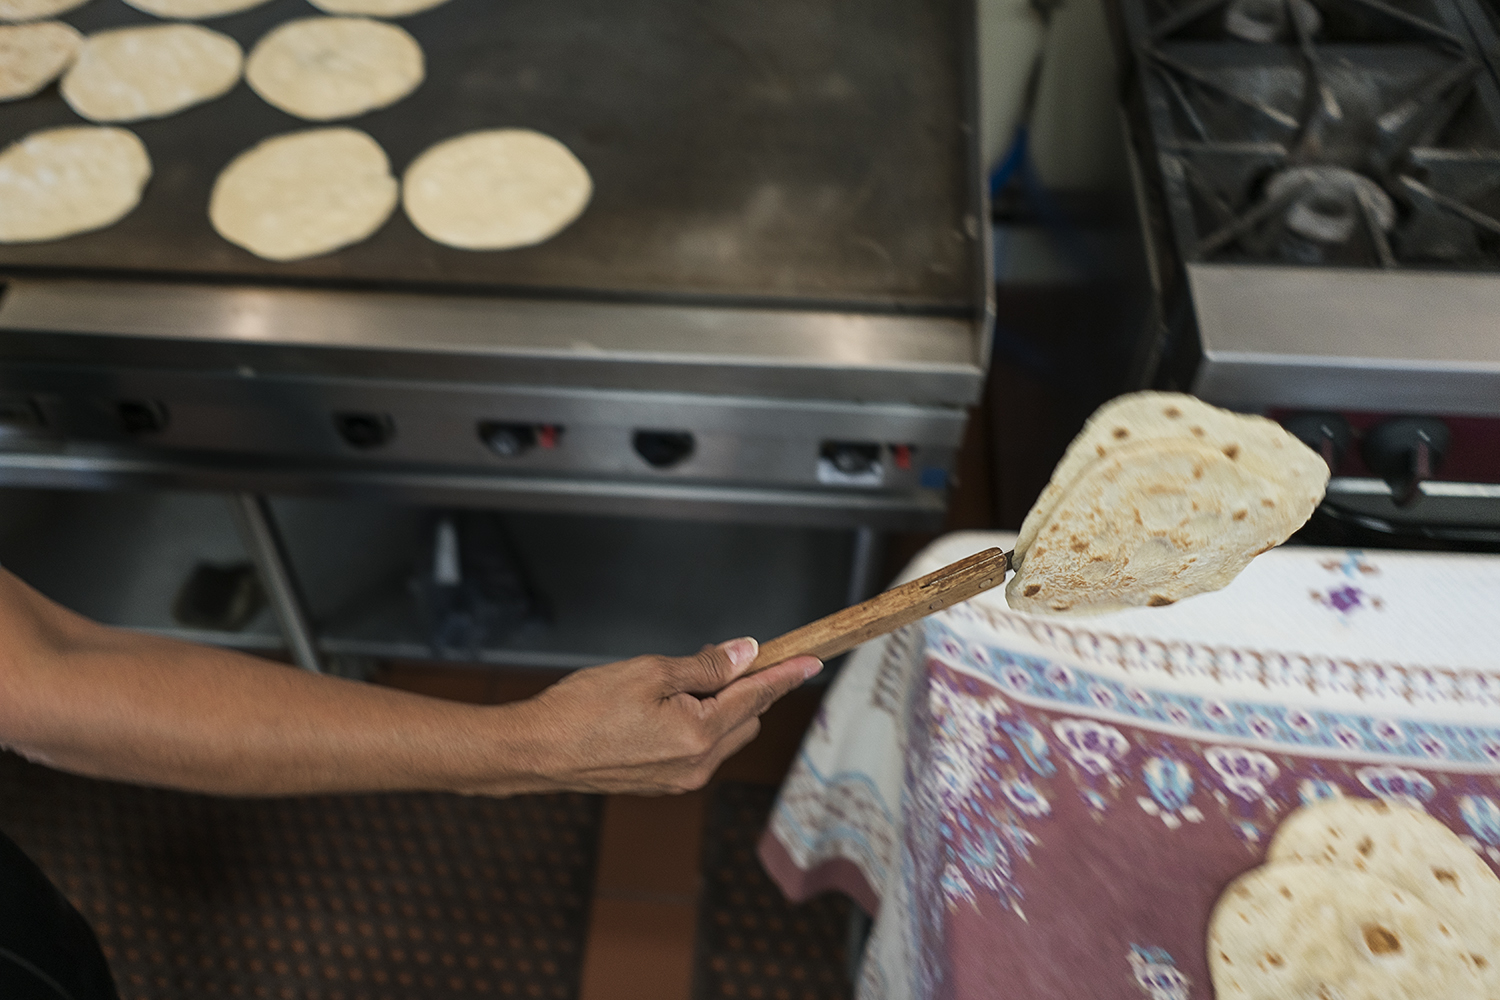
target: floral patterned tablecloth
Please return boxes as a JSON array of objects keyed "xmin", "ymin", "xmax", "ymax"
[{"xmin": 758, "ymin": 532, "xmax": 1500, "ymax": 1000}]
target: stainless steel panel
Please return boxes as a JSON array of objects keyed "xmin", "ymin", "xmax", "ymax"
[
  {"xmin": 0, "ymin": 280, "xmax": 986, "ymax": 405},
  {"xmin": 0, "ymin": 365, "xmax": 964, "ymax": 488},
  {"xmin": 0, "ymin": 449, "xmax": 948, "ymax": 529},
  {"xmin": 1186, "ymin": 263, "xmax": 1500, "ymax": 415},
  {"xmin": 1325, "ymin": 476, "xmax": 1500, "ymax": 534}
]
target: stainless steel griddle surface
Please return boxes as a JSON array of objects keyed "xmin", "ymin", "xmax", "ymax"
[{"xmin": 0, "ymin": 0, "xmax": 977, "ymax": 311}]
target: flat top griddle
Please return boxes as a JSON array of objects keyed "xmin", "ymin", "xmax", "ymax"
[{"xmin": 0, "ymin": 0, "xmax": 978, "ymax": 313}]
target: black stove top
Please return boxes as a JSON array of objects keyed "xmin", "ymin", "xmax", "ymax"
[
  {"xmin": 1120, "ymin": 0, "xmax": 1500, "ymax": 269},
  {"xmin": 0, "ymin": 0, "xmax": 980, "ymax": 313}
]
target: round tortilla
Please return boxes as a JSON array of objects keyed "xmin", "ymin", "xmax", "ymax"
[
  {"xmin": 307, "ymin": 0, "xmax": 452, "ymax": 16},
  {"xmin": 61, "ymin": 24, "xmax": 242, "ymax": 123},
  {"xmin": 1014, "ymin": 391, "xmax": 1327, "ymax": 569},
  {"xmin": 246, "ymin": 17, "xmax": 423, "ymax": 121},
  {"xmin": 0, "ymin": 126, "xmax": 150, "ymax": 243},
  {"xmin": 210, "ymin": 127, "xmax": 397, "ymax": 261},
  {"xmin": 0, "ymin": 0, "xmax": 88, "ymax": 22},
  {"xmin": 402, "ymin": 129, "xmax": 592, "ymax": 251},
  {"xmin": 1269, "ymin": 798, "xmax": 1500, "ymax": 995},
  {"xmin": 1208, "ymin": 862, "xmax": 1486, "ymax": 1000},
  {"xmin": 1005, "ymin": 438, "xmax": 1317, "ymax": 615},
  {"xmin": 0, "ymin": 20, "xmax": 81, "ymax": 101},
  {"xmin": 121, "ymin": 0, "xmax": 270, "ymax": 19}
]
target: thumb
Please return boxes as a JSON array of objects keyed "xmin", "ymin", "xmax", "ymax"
[{"xmin": 662, "ymin": 637, "xmax": 758, "ymax": 696}]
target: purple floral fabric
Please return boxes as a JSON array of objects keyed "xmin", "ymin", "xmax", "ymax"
[{"xmin": 900, "ymin": 646, "xmax": 1500, "ymax": 1000}]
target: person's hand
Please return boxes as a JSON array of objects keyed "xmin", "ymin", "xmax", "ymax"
[{"xmin": 498, "ymin": 638, "xmax": 820, "ymax": 795}]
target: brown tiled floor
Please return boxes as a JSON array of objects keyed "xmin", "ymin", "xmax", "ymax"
[
  {"xmin": 375, "ymin": 663, "xmax": 835, "ymax": 1000},
  {"xmin": 578, "ymin": 794, "xmax": 707, "ymax": 1000}
]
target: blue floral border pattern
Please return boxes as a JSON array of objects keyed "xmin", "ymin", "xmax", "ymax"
[
  {"xmin": 942, "ymin": 602, "xmax": 1500, "ymax": 713},
  {"xmin": 926, "ymin": 619, "xmax": 1500, "ymax": 769}
]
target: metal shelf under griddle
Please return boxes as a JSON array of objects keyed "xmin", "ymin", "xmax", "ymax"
[{"xmin": 0, "ymin": 488, "xmax": 854, "ymax": 667}]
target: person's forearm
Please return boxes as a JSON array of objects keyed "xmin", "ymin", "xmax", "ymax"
[
  {"xmin": 0, "ymin": 568, "xmax": 817, "ymax": 798},
  {"xmin": 0, "ymin": 576, "xmax": 547, "ymax": 797}
]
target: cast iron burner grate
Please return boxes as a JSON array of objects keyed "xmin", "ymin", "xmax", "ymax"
[
  {"xmin": 0, "ymin": 752, "xmax": 600, "ymax": 1000},
  {"xmin": 1121, "ymin": 0, "xmax": 1500, "ymax": 267}
]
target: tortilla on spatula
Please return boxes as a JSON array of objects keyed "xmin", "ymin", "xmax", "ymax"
[
  {"xmin": 1014, "ymin": 391, "xmax": 1326, "ymax": 566},
  {"xmin": 1006, "ymin": 392, "xmax": 1327, "ymax": 615}
]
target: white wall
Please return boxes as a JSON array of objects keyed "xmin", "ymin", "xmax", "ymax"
[{"xmin": 978, "ymin": 0, "xmax": 1122, "ymax": 193}]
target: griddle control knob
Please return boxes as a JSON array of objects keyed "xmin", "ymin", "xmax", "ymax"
[
  {"xmin": 1281, "ymin": 411, "xmax": 1352, "ymax": 471},
  {"xmin": 633, "ymin": 430, "xmax": 695, "ymax": 468},
  {"xmin": 335, "ymin": 412, "xmax": 395, "ymax": 449},
  {"xmin": 822, "ymin": 442, "xmax": 881, "ymax": 476},
  {"xmin": 117, "ymin": 400, "xmax": 169, "ymax": 435},
  {"xmin": 1361, "ymin": 417, "xmax": 1450, "ymax": 508},
  {"xmin": 480, "ymin": 422, "xmax": 537, "ymax": 457}
]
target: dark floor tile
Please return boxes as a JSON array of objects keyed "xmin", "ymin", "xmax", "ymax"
[
  {"xmin": 0, "ymin": 752, "xmax": 601, "ymax": 1000},
  {"xmin": 693, "ymin": 784, "xmax": 852, "ymax": 1000}
]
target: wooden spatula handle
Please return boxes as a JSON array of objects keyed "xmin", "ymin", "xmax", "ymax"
[{"xmin": 747, "ymin": 547, "xmax": 1011, "ymax": 673}]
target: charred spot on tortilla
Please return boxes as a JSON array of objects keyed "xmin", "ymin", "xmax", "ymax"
[
  {"xmin": 1023, "ymin": 584, "xmax": 1041, "ymax": 597},
  {"xmin": 1363, "ymin": 926, "xmax": 1401, "ymax": 954},
  {"xmin": 1164, "ymin": 405, "xmax": 1182, "ymax": 418},
  {"xmin": 1223, "ymin": 444, "xmax": 1241, "ymax": 459},
  {"xmin": 1147, "ymin": 595, "xmax": 1174, "ymax": 606},
  {"xmin": 1113, "ymin": 427, "xmax": 1129, "ymax": 439}
]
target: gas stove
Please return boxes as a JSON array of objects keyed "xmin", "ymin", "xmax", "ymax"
[
  {"xmin": 1114, "ymin": 0, "xmax": 1500, "ymax": 542},
  {"xmin": 1134, "ymin": 0, "xmax": 1500, "ymax": 270}
]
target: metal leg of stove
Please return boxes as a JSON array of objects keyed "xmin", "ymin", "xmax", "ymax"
[
  {"xmin": 846, "ymin": 526, "xmax": 885, "ymax": 605},
  {"xmin": 230, "ymin": 493, "xmax": 323, "ymax": 674}
]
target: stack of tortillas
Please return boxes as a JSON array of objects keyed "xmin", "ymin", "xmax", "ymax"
[
  {"xmin": 1005, "ymin": 391, "xmax": 1329, "ymax": 615},
  {"xmin": 1210, "ymin": 797, "xmax": 1500, "ymax": 1000}
]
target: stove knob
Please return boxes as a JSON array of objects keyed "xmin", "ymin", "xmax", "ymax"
[
  {"xmin": 633, "ymin": 430, "xmax": 695, "ymax": 468},
  {"xmin": 480, "ymin": 422, "xmax": 537, "ymax": 457},
  {"xmin": 1361, "ymin": 417, "xmax": 1449, "ymax": 508},
  {"xmin": 117, "ymin": 400, "xmax": 169, "ymax": 435},
  {"xmin": 335, "ymin": 412, "xmax": 395, "ymax": 449},
  {"xmin": 822, "ymin": 442, "xmax": 881, "ymax": 475},
  {"xmin": 1281, "ymin": 411, "xmax": 1351, "ymax": 471}
]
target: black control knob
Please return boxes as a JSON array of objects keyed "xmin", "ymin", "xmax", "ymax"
[
  {"xmin": 821, "ymin": 442, "xmax": 881, "ymax": 475},
  {"xmin": 117, "ymin": 400, "xmax": 169, "ymax": 435},
  {"xmin": 1361, "ymin": 417, "xmax": 1449, "ymax": 508},
  {"xmin": 335, "ymin": 412, "xmax": 395, "ymax": 449},
  {"xmin": 1281, "ymin": 411, "xmax": 1352, "ymax": 471},
  {"xmin": 633, "ymin": 430, "xmax": 695, "ymax": 468},
  {"xmin": 479, "ymin": 422, "xmax": 537, "ymax": 457}
]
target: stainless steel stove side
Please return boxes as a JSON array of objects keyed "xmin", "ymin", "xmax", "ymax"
[
  {"xmin": 0, "ymin": 279, "xmax": 986, "ymax": 406},
  {"xmin": 1184, "ymin": 263, "xmax": 1500, "ymax": 415}
]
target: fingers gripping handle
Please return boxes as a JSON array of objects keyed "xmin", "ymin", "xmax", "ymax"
[{"xmin": 746, "ymin": 547, "xmax": 1012, "ymax": 674}]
